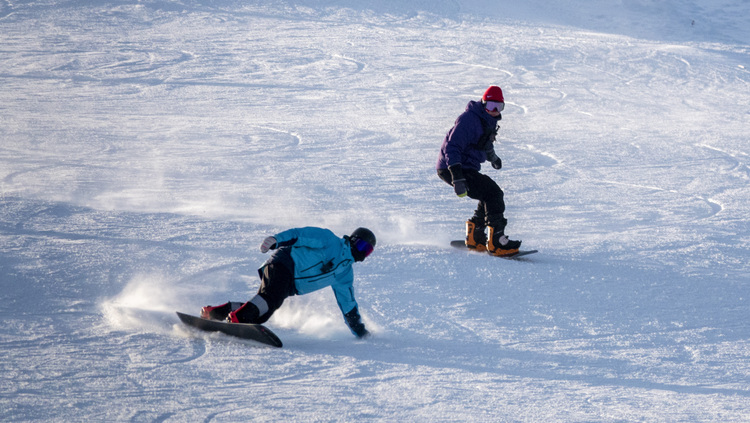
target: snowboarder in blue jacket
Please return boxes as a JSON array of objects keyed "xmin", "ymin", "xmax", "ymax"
[
  {"xmin": 436, "ymin": 85, "xmax": 522, "ymax": 256},
  {"xmin": 201, "ymin": 227, "xmax": 375, "ymax": 338}
]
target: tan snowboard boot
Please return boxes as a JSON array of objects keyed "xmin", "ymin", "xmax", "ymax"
[{"xmin": 465, "ymin": 220, "xmax": 487, "ymax": 252}]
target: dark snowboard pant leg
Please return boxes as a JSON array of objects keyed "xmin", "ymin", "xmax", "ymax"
[
  {"xmin": 471, "ymin": 201, "xmax": 486, "ymax": 227},
  {"xmin": 464, "ymin": 170, "xmax": 507, "ymax": 231},
  {"xmin": 438, "ymin": 168, "xmax": 506, "ymax": 229},
  {"xmin": 233, "ymin": 263, "xmax": 295, "ymax": 324}
]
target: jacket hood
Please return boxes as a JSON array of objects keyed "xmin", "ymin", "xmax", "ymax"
[{"xmin": 466, "ymin": 100, "xmax": 500, "ymax": 128}]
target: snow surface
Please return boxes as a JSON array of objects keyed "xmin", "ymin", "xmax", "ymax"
[{"xmin": 2, "ymin": 0, "xmax": 749, "ymax": 421}]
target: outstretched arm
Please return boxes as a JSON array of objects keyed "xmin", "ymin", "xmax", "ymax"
[{"xmin": 333, "ymin": 281, "xmax": 370, "ymax": 339}]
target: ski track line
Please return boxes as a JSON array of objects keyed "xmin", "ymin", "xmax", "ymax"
[
  {"xmin": 0, "ymin": 0, "xmax": 12, "ymax": 20},
  {"xmin": 0, "ymin": 71, "xmax": 302, "ymax": 90},
  {"xmin": 430, "ymin": 59, "xmax": 514, "ymax": 78},
  {"xmin": 164, "ymin": 336, "xmax": 208, "ymax": 365},
  {"xmin": 0, "ymin": 221, "xmax": 239, "ymax": 255},
  {"xmin": 2, "ymin": 162, "xmax": 92, "ymax": 185},
  {"xmin": 131, "ymin": 411, "xmax": 175, "ymax": 423},
  {"xmin": 92, "ymin": 49, "xmax": 196, "ymax": 75},
  {"xmin": 597, "ymin": 178, "xmax": 724, "ymax": 220},
  {"xmin": 246, "ymin": 125, "xmax": 302, "ymax": 149},
  {"xmin": 516, "ymin": 143, "xmax": 561, "ymax": 168},
  {"xmin": 331, "ymin": 53, "xmax": 366, "ymax": 74},
  {"xmin": 698, "ymin": 143, "xmax": 750, "ymax": 178}
]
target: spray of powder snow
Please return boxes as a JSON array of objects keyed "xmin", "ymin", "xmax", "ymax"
[
  {"xmin": 100, "ymin": 272, "xmax": 222, "ymax": 335},
  {"xmin": 101, "ymin": 272, "xmax": 380, "ymax": 340},
  {"xmin": 270, "ymin": 290, "xmax": 381, "ymax": 340}
]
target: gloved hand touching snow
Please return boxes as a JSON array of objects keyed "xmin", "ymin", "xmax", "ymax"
[{"xmin": 344, "ymin": 307, "xmax": 370, "ymax": 339}]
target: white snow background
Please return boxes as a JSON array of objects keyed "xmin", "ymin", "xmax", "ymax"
[{"xmin": 2, "ymin": 0, "xmax": 749, "ymax": 421}]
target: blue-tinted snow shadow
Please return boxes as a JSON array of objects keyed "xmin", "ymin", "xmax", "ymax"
[{"xmin": 283, "ymin": 244, "xmax": 750, "ymax": 398}]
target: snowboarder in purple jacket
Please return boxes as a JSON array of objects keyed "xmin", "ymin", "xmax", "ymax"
[{"xmin": 436, "ymin": 85, "xmax": 522, "ymax": 256}]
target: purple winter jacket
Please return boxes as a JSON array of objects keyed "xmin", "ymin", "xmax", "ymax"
[{"xmin": 436, "ymin": 100, "xmax": 500, "ymax": 172}]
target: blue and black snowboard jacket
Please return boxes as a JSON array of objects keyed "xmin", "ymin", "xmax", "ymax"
[{"xmin": 260, "ymin": 226, "xmax": 366, "ymax": 337}]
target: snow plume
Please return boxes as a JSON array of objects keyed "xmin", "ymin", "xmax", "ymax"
[
  {"xmin": 270, "ymin": 291, "xmax": 383, "ymax": 340},
  {"xmin": 270, "ymin": 292, "xmax": 350, "ymax": 339},
  {"xmin": 387, "ymin": 213, "xmax": 439, "ymax": 246},
  {"xmin": 101, "ymin": 273, "xmax": 204, "ymax": 334}
]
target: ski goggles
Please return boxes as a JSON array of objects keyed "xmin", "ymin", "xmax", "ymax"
[
  {"xmin": 484, "ymin": 101, "xmax": 505, "ymax": 112},
  {"xmin": 352, "ymin": 238, "xmax": 374, "ymax": 258}
]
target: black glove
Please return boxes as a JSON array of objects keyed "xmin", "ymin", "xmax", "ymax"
[
  {"xmin": 344, "ymin": 307, "xmax": 369, "ymax": 339},
  {"xmin": 355, "ymin": 327, "xmax": 371, "ymax": 339},
  {"xmin": 452, "ymin": 179, "xmax": 467, "ymax": 197},
  {"xmin": 485, "ymin": 147, "xmax": 502, "ymax": 170},
  {"xmin": 448, "ymin": 164, "xmax": 468, "ymax": 198}
]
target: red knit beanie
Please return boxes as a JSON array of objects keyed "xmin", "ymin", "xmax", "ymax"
[{"xmin": 482, "ymin": 86, "xmax": 504, "ymax": 102}]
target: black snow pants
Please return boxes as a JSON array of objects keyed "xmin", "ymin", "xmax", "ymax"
[
  {"xmin": 437, "ymin": 168, "xmax": 507, "ymax": 230},
  {"xmin": 235, "ymin": 248, "xmax": 297, "ymax": 324}
]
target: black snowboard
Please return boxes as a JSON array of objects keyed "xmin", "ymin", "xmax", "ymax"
[
  {"xmin": 450, "ymin": 240, "xmax": 538, "ymax": 259},
  {"xmin": 176, "ymin": 312, "xmax": 283, "ymax": 348}
]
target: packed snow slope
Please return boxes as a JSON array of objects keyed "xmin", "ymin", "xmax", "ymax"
[{"xmin": 1, "ymin": 0, "xmax": 749, "ymax": 421}]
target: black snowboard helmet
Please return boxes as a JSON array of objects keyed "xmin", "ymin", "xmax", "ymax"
[{"xmin": 349, "ymin": 227, "xmax": 376, "ymax": 262}]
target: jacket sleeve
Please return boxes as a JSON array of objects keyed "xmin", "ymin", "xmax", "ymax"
[
  {"xmin": 332, "ymin": 276, "xmax": 368, "ymax": 338},
  {"xmin": 443, "ymin": 114, "xmax": 474, "ymax": 168},
  {"xmin": 273, "ymin": 227, "xmax": 335, "ymax": 249},
  {"xmin": 332, "ymin": 276, "xmax": 358, "ymax": 317}
]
